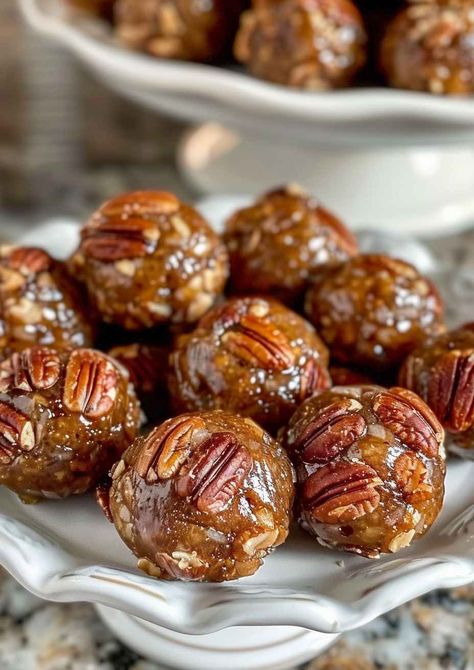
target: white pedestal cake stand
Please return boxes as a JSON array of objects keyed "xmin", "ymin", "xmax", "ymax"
[{"xmin": 19, "ymin": 0, "xmax": 474, "ymax": 236}]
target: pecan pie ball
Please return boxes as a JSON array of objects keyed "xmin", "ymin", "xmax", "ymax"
[
  {"xmin": 168, "ymin": 296, "xmax": 331, "ymax": 432},
  {"xmin": 380, "ymin": 0, "xmax": 474, "ymax": 95},
  {"xmin": 69, "ymin": 191, "xmax": 229, "ymax": 330},
  {"xmin": 234, "ymin": 0, "xmax": 367, "ymax": 89},
  {"xmin": 0, "ymin": 346, "xmax": 140, "ymax": 502},
  {"xmin": 115, "ymin": 0, "xmax": 246, "ymax": 63},
  {"xmin": 101, "ymin": 410, "xmax": 294, "ymax": 581},
  {"xmin": 108, "ymin": 343, "xmax": 170, "ymax": 423},
  {"xmin": 283, "ymin": 385, "xmax": 446, "ymax": 557},
  {"xmin": 224, "ymin": 186, "xmax": 358, "ymax": 305},
  {"xmin": 399, "ymin": 323, "xmax": 474, "ymax": 454},
  {"xmin": 305, "ymin": 254, "xmax": 445, "ymax": 373},
  {"xmin": 0, "ymin": 245, "xmax": 93, "ymax": 360}
]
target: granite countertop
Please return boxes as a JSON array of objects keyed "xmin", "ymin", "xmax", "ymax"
[{"xmin": 1, "ymin": 1, "xmax": 474, "ymax": 668}]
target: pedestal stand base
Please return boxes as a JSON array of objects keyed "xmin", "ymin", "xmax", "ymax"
[
  {"xmin": 96, "ymin": 605, "xmax": 338, "ymax": 670},
  {"xmin": 178, "ymin": 124, "xmax": 474, "ymax": 236}
]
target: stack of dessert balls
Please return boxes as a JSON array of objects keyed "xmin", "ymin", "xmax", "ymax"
[
  {"xmin": 69, "ymin": 0, "xmax": 474, "ymax": 95},
  {"xmin": 1, "ymin": 185, "xmax": 470, "ymax": 582}
]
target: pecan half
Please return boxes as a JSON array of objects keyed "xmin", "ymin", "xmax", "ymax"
[
  {"xmin": 299, "ymin": 358, "xmax": 330, "ymax": 400},
  {"xmin": 372, "ymin": 387, "xmax": 443, "ymax": 458},
  {"xmin": 0, "ymin": 401, "xmax": 35, "ymax": 463},
  {"xmin": 222, "ymin": 314, "xmax": 295, "ymax": 370},
  {"xmin": 0, "ymin": 347, "xmax": 61, "ymax": 393},
  {"xmin": 8, "ymin": 247, "xmax": 52, "ymax": 274},
  {"xmin": 81, "ymin": 216, "xmax": 160, "ymax": 261},
  {"xmin": 134, "ymin": 415, "xmax": 204, "ymax": 483},
  {"xmin": 293, "ymin": 398, "xmax": 366, "ymax": 463},
  {"xmin": 176, "ymin": 432, "xmax": 253, "ymax": 513},
  {"xmin": 63, "ymin": 350, "xmax": 118, "ymax": 418},
  {"xmin": 394, "ymin": 452, "xmax": 432, "ymax": 502},
  {"xmin": 427, "ymin": 350, "xmax": 474, "ymax": 433},
  {"xmin": 303, "ymin": 461, "xmax": 382, "ymax": 523}
]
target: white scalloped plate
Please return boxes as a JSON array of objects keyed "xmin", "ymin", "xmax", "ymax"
[
  {"xmin": 19, "ymin": 0, "xmax": 474, "ymax": 145},
  {"xmin": 0, "ymin": 218, "xmax": 472, "ymax": 639}
]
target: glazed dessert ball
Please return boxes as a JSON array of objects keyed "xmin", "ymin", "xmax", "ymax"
[
  {"xmin": 234, "ymin": 0, "xmax": 367, "ymax": 89},
  {"xmin": 224, "ymin": 185, "xmax": 358, "ymax": 305},
  {"xmin": 305, "ymin": 254, "xmax": 445, "ymax": 373},
  {"xmin": 380, "ymin": 0, "xmax": 474, "ymax": 95},
  {"xmin": 283, "ymin": 385, "xmax": 446, "ymax": 557},
  {"xmin": 0, "ymin": 245, "xmax": 93, "ymax": 359},
  {"xmin": 100, "ymin": 411, "xmax": 294, "ymax": 581},
  {"xmin": 69, "ymin": 191, "xmax": 229, "ymax": 330},
  {"xmin": 399, "ymin": 323, "xmax": 474, "ymax": 454},
  {"xmin": 115, "ymin": 0, "xmax": 246, "ymax": 63},
  {"xmin": 0, "ymin": 346, "xmax": 140, "ymax": 502},
  {"xmin": 168, "ymin": 296, "xmax": 331, "ymax": 432},
  {"xmin": 108, "ymin": 342, "xmax": 170, "ymax": 423}
]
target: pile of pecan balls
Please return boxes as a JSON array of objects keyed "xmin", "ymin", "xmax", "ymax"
[
  {"xmin": 68, "ymin": 0, "xmax": 474, "ymax": 94},
  {"xmin": 0, "ymin": 186, "xmax": 471, "ymax": 582}
]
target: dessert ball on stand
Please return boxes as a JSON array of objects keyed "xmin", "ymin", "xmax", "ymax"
[
  {"xmin": 305, "ymin": 254, "xmax": 445, "ymax": 373},
  {"xmin": 399, "ymin": 323, "xmax": 474, "ymax": 456},
  {"xmin": 69, "ymin": 191, "xmax": 228, "ymax": 330},
  {"xmin": 115, "ymin": 0, "xmax": 246, "ymax": 63},
  {"xmin": 169, "ymin": 296, "xmax": 331, "ymax": 433},
  {"xmin": 283, "ymin": 385, "xmax": 446, "ymax": 557},
  {"xmin": 224, "ymin": 185, "xmax": 358, "ymax": 305},
  {"xmin": 0, "ymin": 346, "xmax": 140, "ymax": 502},
  {"xmin": 0, "ymin": 245, "xmax": 93, "ymax": 359},
  {"xmin": 100, "ymin": 410, "xmax": 294, "ymax": 581},
  {"xmin": 380, "ymin": 0, "xmax": 474, "ymax": 94},
  {"xmin": 234, "ymin": 0, "xmax": 367, "ymax": 89}
]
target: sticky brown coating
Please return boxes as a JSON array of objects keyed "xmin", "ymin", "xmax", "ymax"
[
  {"xmin": 115, "ymin": 0, "xmax": 246, "ymax": 63},
  {"xmin": 380, "ymin": 0, "xmax": 474, "ymax": 95},
  {"xmin": 69, "ymin": 191, "xmax": 229, "ymax": 330},
  {"xmin": 108, "ymin": 342, "xmax": 170, "ymax": 423},
  {"xmin": 0, "ymin": 246, "xmax": 94, "ymax": 360},
  {"xmin": 399, "ymin": 323, "xmax": 474, "ymax": 453},
  {"xmin": 234, "ymin": 0, "xmax": 367, "ymax": 89},
  {"xmin": 282, "ymin": 385, "xmax": 446, "ymax": 557},
  {"xmin": 104, "ymin": 411, "xmax": 295, "ymax": 582},
  {"xmin": 0, "ymin": 346, "xmax": 140, "ymax": 502},
  {"xmin": 305, "ymin": 254, "xmax": 445, "ymax": 373},
  {"xmin": 168, "ymin": 296, "xmax": 331, "ymax": 433},
  {"xmin": 224, "ymin": 186, "xmax": 358, "ymax": 305}
]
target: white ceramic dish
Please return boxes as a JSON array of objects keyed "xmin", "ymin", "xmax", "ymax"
[
  {"xmin": 19, "ymin": 0, "xmax": 474, "ymax": 146},
  {"xmin": 0, "ymin": 215, "xmax": 473, "ymax": 669}
]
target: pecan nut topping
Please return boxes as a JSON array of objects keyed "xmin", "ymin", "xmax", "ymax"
[
  {"xmin": 0, "ymin": 401, "xmax": 35, "ymax": 463},
  {"xmin": 175, "ymin": 432, "xmax": 253, "ymax": 513},
  {"xmin": 372, "ymin": 387, "xmax": 443, "ymax": 457},
  {"xmin": 0, "ymin": 347, "xmax": 61, "ymax": 393},
  {"xmin": 299, "ymin": 358, "xmax": 330, "ymax": 400},
  {"xmin": 222, "ymin": 314, "xmax": 295, "ymax": 370},
  {"xmin": 394, "ymin": 452, "xmax": 432, "ymax": 502},
  {"xmin": 302, "ymin": 461, "xmax": 382, "ymax": 524},
  {"xmin": 8, "ymin": 247, "xmax": 52, "ymax": 274},
  {"xmin": 134, "ymin": 415, "xmax": 205, "ymax": 483},
  {"xmin": 427, "ymin": 349, "xmax": 474, "ymax": 433},
  {"xmin": 63, "ymin": 349, "xmax": 119, "ymax": 418},
  {"xmin": 293, "ymin": 398, "xmax": 366, "ymax": 463}
]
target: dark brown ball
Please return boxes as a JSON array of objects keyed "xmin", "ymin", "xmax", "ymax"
[
  {"xmin": 101, "ymin": 411, "xmax": 294, "ymax": 581},
  {"xmin": 0, "ymin": 245, "xmax": 93, "ymax": 359},
  {"xmin": 380, "ymin": 0, "xmax": 474, "ymax": 94},
  {"xmin": 282, "ymin": 385, "xmax": 446, "ymax": 557},
  {"xmin": 399, "ymin": 323, "xmax": 474, "ymax": 454},
  {"xmin": 108, "ymin": 342, "xmax": 170, "ymax": 423},
  {"xmin": 115, "ymin": 0, "xmax": 246, "ymax": 63},
  {"xmin": 224, "ymin": 185, "xmax": 358, "ymax": 305},
  {"xmin": 234, "ymin": 0, "xmax": 367, "ymax": 89},
  {"xmin": 69, "ymin": 191, "xmax": 229, "ymax": 330},
  {"xmin": 0, "ymin": 346, "xmax": 141, "ymax": 502},
  {"xmin": 305, "ymin": 254, "xmax": 445, "ymax": 373},
  {"xmin": 168, "ymin": 296, "xmax": 331, "ymax": 432}
]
